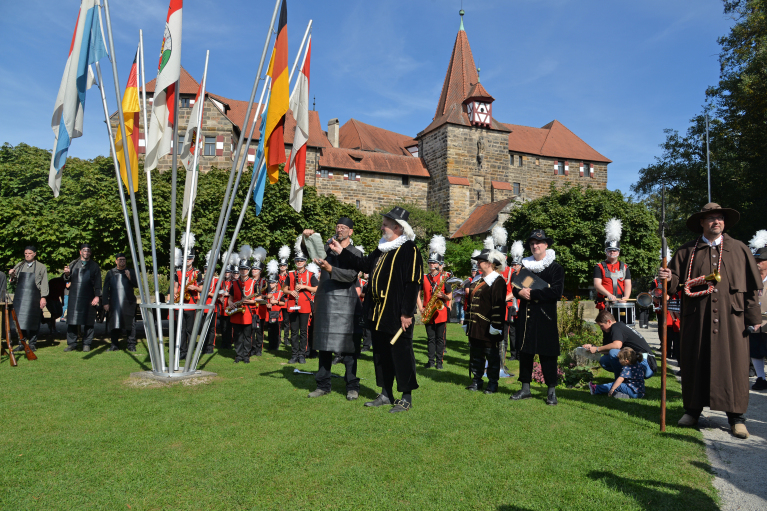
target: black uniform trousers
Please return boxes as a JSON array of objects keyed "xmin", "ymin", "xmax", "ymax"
[
  {"xmin": 251, "ymin": 316, "xmax": 263, "ymax": 355},
  {"xmin": 362, "ymin": 327, "xmax": 372, "ymax": 351},
  {"xmin": 518, "ymin": 352, "xmax": 559, "ymax": 386},
  {"xmin": 281, "ymin": 310, "xmax": 290, "ymax": 344},
  {"xmin": 425, "ymin": 322, "xmax": 446, "ymax": 365},
  {"xmin": 289, "ymin": 311, "xmax": 310, "ymax": 359},
  {"xmin": 372, "ymin": 326, "xmax": 419, "ymax": 394},
  {"xmin": 21, "ymin": 328, "xmax": 40, "ymax": 348},
  {"xmin": 315, "ymin": 335, "xmax": 362, "ymax": 392},
  {"xmin": 658, "ymin": 316, "xmax": 680, "ymax": 360},
  {"xmin": 219, "ymin": 314, "xmax": 233, "ymax": 349},
  {"xmin": 200, "ymin": 312, "xmax": 216, "ymax": 354},
  {"xmin": 468, "ymin": 340, "xmax": 501, "ymax": 390},
  {"xmin": 109, "ymin": 318, "xmax": 137, "ymax": 347},
  {"xmin": 503, "ymin": 321, "xmax": 517, "ymax": 360},
  {"xmin": 178, "ymin": 310, "xmax": 196, "ymax": 359},
  {"xmin": 232, "ymin": 323, "xmax": 252, "ymax": 361},
  {"xmin": 266, "ymin": 317, "xmax": 281, "ymax": 350},
  {"xmin": 67, "ymin": 324, "xmax": 95, "ymax": 347}
]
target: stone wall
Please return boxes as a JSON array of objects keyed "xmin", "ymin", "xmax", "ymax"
[
  {"xmin": 507, "ymin": 154, "xmax": 608, "ymax": 199},
  {"xmin": 312, "ymin": 169, "xmax": 428, "ymax": 215}
]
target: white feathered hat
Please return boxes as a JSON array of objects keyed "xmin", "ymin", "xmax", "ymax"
[
  {"xmin": 174, "ymin": 247, "xmax": 183, "ymax": 268},
  {"xmin": 294, "ymin": 235, "xmax": 307, "ymax": 261},
  {"xmin": 307, "ymin": 262, "xmax": 320, "ymax": 279},
  {"xmin": 267, "ymin": 259, "xmax": 279, "ymax": 282},
  {"xmin": 604, "ymin": 218, "xmax": 622, "ymax": 251},
  {"xmin": 491, "ymin": 224, "xmax": 508, "ymax": 253},
  {"xmin": 238, "ymin": 245, "xmax": 252, "ymax": 270},
  {"xmin": 225, "ymin": 252, "xmax": 240, "ymax": 273},
  {"xmin": 749, "ymin": 230, "xmax": 767, "ymax": 260},
  {"xmin": 427, "ymin": 234, "xmax": 446, "ymax": 264},
  {"xmin": 180, "ymin": 232, "xmax": 196, "ymax": 260},
  {"xmin": 470, "ymin": 249, "xmax": 481, "ymax": 271},
  {"xmin": 510, "ymin": 240, "xmax": 524, "ymax": 265},
  {"xmin": 278, "ymin": 245, "xmax": 291, "ymax": 265},
  {"xmin": 251, "ymin": 246, "xmax": 267, "ymax": 271}
]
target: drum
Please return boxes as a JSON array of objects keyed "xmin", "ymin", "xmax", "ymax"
[{"xmin": 608, "ymin": 302, "xmax": 635, "ymax": 325}]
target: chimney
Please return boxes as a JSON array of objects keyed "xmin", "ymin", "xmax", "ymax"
[{"xmin": 328, "ymin": 118, "xmax": 339, "ymax": 148}]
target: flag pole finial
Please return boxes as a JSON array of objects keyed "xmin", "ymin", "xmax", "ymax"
[
  {"xmin": 477, "ymin": 67, "xmax": 481, "ymax": 82},
  {"xmin": 459, "ymin": 9, "xmax": 465, "ymax": 31}
]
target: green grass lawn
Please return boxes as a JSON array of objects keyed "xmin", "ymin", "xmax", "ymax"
[{"xmin": 0, "ymin": 323, "xmax": 716, "ymax": 510}]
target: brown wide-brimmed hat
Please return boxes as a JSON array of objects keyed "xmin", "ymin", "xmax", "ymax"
[{"xmin": 686, "ymin": 203, "xmax": 740, "ymax": 233}]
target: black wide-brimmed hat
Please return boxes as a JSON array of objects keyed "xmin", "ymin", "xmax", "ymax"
[
  {"xmin": 526, "ymin": 229, "xmax": 554, "ymax": 248},
  {"xmin": 381, "ymin": 206, "xmax": 409, "ymax": 222},
  {"xmin": 475, "ymin": 248, "xmax": 504, "ymax": 267},
  {"xmin": 686, "ymin": 202, "xmax": 739, "ymax": 233},
  {"xmin": 753, "ymin": 246, "xmax": 767, "ymax": 261}
]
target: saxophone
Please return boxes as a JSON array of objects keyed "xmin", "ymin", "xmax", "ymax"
[
  {"xmin": 421, "ymin": 271, "xmax": 447, "ymax": 323},
  {"xmin": 174, "ymin": 270, "xmax": 198, "ymax": 302},
  {"xmin": 225, "ymin": 291, "xmax": 257, "ymax": 316}
]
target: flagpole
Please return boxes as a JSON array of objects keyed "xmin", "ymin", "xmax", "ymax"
[
  {"xmin": 184, "ymin": 0, "xmax": 282, "ymax": 357},
  {"xmin": 181, "ymin": 50, "xmax": 210, "ymax": 373},
  {"xmin": 289, "ymin": 20, "xmax": 312, "ymax": 103},
  {"xmin": 101, "ymin": 0, "xmax": 161, "ymax": 372},
  {"xmin": 169, "ymin": 86, "xmax": 182, "ymax": 371},
  {"xmin": 140, "ymin": 28, "xmax": 166, "ymax": 370}
]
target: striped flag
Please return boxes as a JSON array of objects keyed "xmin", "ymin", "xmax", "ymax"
[
  {"xmin": 145, "ymin": 0, "xmax": 182, "ymax": 171},
  {"xmin": 180, "ymin": 82, "xmax": 205, "ymax": 217},
  {"xmin": 287, "ymin": 36, "xmax": 310, "ymax": 212},
  {"xmin": 264, "ymin": 0, "xmax": 288, "ymax": 184},
  {"xmin": 49, "ymin": 0, "xmax": 107, "ymax": 197},
  {"xmin": 114, "ymin": 47, "xmax": 140, "ymax": 192}
]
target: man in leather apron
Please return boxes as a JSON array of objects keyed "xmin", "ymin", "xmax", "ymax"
[
  {"xmin": 63, "ymin": 244, "xmax": 102, "ymax": 352},
  {"xmin": 102, "ymin": 254, "xmax": 138, "ymax": 352},
  {"xmin": 9, "ymin": 246, "xmax": 49, "ymax": 351}
]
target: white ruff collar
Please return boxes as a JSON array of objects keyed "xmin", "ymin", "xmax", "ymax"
[
  {"xmin": 483, "ymin": 271, "xmax": 500, "ymax": 286},
  {"xmin": 522, "ymin": 249, "xmax": 556, "ymax": 273},
  {"xmin": 378, "ymin": 235, "xmax": 408, "ymax": 253}
]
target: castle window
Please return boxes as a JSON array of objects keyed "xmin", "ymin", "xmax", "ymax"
[
  {"xmin": 356, "ymin": 200, "xmax": 360, "ymax": 209},
  {"xmin": 510, "ymin": 153, "xmax": 515, "ymax": 166},
  {"xmin": 513, "ymin": 182, "xmax": 520, "ymax": 195},
  {"xmin": 180, "ymin": 97, "xmax": 191, "ymax": 108},
  {"xmin": 518, "ymin": 155, "xmax": 524, "ymax": 166},
  {"xmin": 557, "ymin": 161, "xmax": 565, "ymax": 175},
  {"xmin": 402, "ymin": 175, "xmax": 410, "ymax": 186},
  {"xmin": 348, "ymin": 172, "xmax": 357, "ymax": 181},
  {"xmin": 320, "ymin": 169, "xmax": 329, "ymax": 178},
  {"xmin": 204, "ymin": 136, "xmax": 216, "ymax": 156},
  {"xmin": 535, "ymin": 158, "xmax": 540, "ymax": 166}
]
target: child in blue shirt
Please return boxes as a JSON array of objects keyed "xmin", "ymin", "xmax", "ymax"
[{"xmin": 590, "ymin": 347, "xmax": 646, "ymax": 398}]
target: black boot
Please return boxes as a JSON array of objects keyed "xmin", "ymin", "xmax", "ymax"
[
  {"xmin": 465, "ymin": 380, "xmax": 483, "ymax": 391},
  {"xmin": 484, "ymin": 382, "xmax": 498, "ymax": 394},
  {"xmin": 511, "ymin": 382, "xmax": 532, "ymax": 400},
  {"xmin": 546, "ymin": 386, "xmax": 558, "ymax": 406}
]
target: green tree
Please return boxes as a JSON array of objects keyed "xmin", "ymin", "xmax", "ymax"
[{"xmin": 503, "ymin": 183, "xmax": 659, "ymax": 294}]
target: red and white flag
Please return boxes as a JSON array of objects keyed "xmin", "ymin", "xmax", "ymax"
[
  {"xmin": 145, "ymin": 0, "xmax": 182, "ymax": 171},
  {"xmin": 287, "ymin": 35, "xmax": 310, "ymax": 212},
  {"xmin": 180, "ymin": 82, "xmax": 204, "ymax": 217}
]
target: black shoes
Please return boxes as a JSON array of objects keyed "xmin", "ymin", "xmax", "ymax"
[
  {"xmin": 346, "ymin": 390, "xmax": 359, "ymax": 401},
  {"xmin": 511, "ymin": 383, "xmax": 532, "ymax": 400},
  {"xmin": 484, "ymin": 384, "xmax": 498, "ymax": 395},
  {"xmin": 424, "ymin": 362, "xmax": 435, "ymax": 369},
  {"xmin": 332, "ymin": 355, "xmax": 343, "ymax": 365},
  {"xmin": 546, "ymin": 387, "xmax": 558, "ymax": 406},
  {"xmin": 390, "ymin": 399, "xmax": 411, "ymax": 413},
  {"xmin": 243, "ymin": 357, "xmax": 250, "ymax": 364},
  {"xmin": 107, "ymin": 345, "xmax": 120, "ymax": 352},
  {"xmin": 435, "ymin": 363, "xmax": 444, "ymax": 370},
  {"xmin": 234, "ymin": 357, "xmax": 242, "ymax": 364},
  {"xmin": 13, "ymin": 345, "xmax": 24, "ymax": 352},
  {"xmin": 127, "ymin": 346, "xmax": 137, "ymax": 352},
  {"xmin": 298, "ymin": 357, "xmax": 306, "ymax": 364},
  {"xmin": 64, "ymin": 345, "xmax": 77, "ymax": 352},
  {"xmin": 308, "ymin": 389, "xmax": 330, "ymax": 398},
  {"xmin": 364, "ymin": 394, "xmax": 392, "ymax": 407},
  {"xmin": 287, "ymin": 357, "xmax": 298, "ymax": 364},
  {"xmin": 752, "ymin": 377, "xmax": 767, "ymax": 390},
  {"xmin": 82, "ymin": 345, "xmax": 91, "ymax": 352},
  {"xmin": 465, "ymin": 381, "xmax": 483, "ymax": 391}
]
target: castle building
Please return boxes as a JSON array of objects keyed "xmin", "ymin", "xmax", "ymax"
[{"xmin": 114, "ymin": 10, "xmax": 609, "ymax": 238}]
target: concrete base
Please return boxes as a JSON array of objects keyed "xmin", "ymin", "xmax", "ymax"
[{"xmin": 129, "ymin": 370, "xmax": 217, "ymax": 382}]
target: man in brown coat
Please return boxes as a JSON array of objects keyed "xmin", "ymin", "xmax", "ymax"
[{"xmin": 659, "ymin": 203, "xmax": 763, "ymax": 439}]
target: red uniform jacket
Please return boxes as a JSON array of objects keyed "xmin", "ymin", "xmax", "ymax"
[
  {"xmin": 595, "ymin": 261, "xmax": 630, "ymax": 310},
  {"xmin": 423, "ymin": 272, "xmax": 450, "ymax": 324},
  {"xmin": 230, "ymin": 277, "xmax": 254, "ymax": 325},
  {"xmin": 285, "ymin": 269, "xmax": 317, "ymax": 314}
]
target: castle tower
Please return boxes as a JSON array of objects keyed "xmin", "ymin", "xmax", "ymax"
[{"xmin": 418, "ymin": 9, "xmax": 511, "ymax": 234}]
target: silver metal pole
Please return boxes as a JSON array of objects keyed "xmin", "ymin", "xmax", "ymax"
[
  {"xmin": 181, "ymin": 51, "xmax": 210, "ymax": 372},
  {"xmin": 166, "ymin": 82, "xmax": 181, "ymax": 372},
  {"xmin": 288, "ymin": 20, "xmax": 312, "ymax": 103},
  {"xmin": 184, "ymin": 0, "xmax": 281, "ymax": 361},
  {"xmin": 102, "ymin": 0, "xmax": 161, "ymax": 371},
  {"xmin": 139, "ymin": 29, "xmax": 166, "ymax": 370},
  {"xmin": 705, "ymin": 113, "xmax": 711, "ymax": 203}
]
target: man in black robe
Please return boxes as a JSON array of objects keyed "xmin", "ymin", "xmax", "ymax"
[
  {"xmin": 324, "ymin": 207, "xmax": 423, "ymax": 413},
  {"xmin": 63, "ymin": 243, "xmax": 102, "ymax": 352},
  {"xmin": 304, "ymin": 218, "xmax": 365, "ymax": 401},
  {"xmin": 9, "ymin": 246, "xmax": 49, "ymax": 351},
  {"xmin": 103, "ymin": 254, "xmax": 138, "ymax": 351}
]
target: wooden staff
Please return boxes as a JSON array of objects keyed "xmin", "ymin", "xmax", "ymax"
[{"xmin": 3, "ymin": 303, "xmax": 17, "ymax": 367}]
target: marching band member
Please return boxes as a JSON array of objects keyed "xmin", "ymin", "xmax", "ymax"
[
  {"xmin": 63, "ymin": 243, "xmax": 101, "ymax": 352},
  {"xmin": 8, "ymin": 245, "xmax": 49, "ymax": 352},
  {"xmin": 230, "ymin": 247, "xmax": 256, "ymax": 364},
  {"xmin": 511, "ymin": 230, "xmax": 565, "ymax": 405},
  {"xmin": 282, "ymin": 237, "xmax": 318, "ymax": 364},
  {"xmin": 277, "ymin": 245, "xmax": 291, "ymax": 348},
  {"xmin": 305, "ymin": 218, "xmax": 365, "ymax": 401},
  {"xmin": 174, "ymin": 233, "xmax": 202, "ymax": 361},
  {"xmin": 464, "ymin": 243, "xmax": 507, "ymax": 394},
  {"xmin": 593, "ymin": 218, "xmax": 632, "ymax": 309},
  {"xmin": 102, "ymin": 253, "xmax": 138, "ymax": 352},
  {"xmin": 200, "ymin": 251, "xmax": 219, "ymax": 355},
  {"xmin": 249, "ymin": 247, "xmax": 268, "ymax": 357},
  {"xmin": 266, "ymin": 260, "xmax": 286, "ymax": 351},
  {"xmin": 325, "ymin": 206, "xmax": 423, "ymax": 413},
  {"xmin": 218, "ymin": 253, "xmax": 238, "ymax": 350},
  {"xmin": 417, "ymin": 235, "xmax": 452, "ymax": 370}
]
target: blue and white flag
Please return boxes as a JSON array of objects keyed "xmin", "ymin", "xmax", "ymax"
[{"xmin": 49, "ymin": 0, "xmax": 108, "ymax": 197}]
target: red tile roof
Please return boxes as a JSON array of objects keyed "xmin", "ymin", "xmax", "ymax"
[
  {"xmin": 451, "ymin": 199, "xmax": 513, "ymax": 239},
  {"xmin": 319, "ymin": 147, "xmax": 429, "ymax": 177},
  {"xmin": 141, "ymin": 66, "xmax": 201, "ymax": 95},
  {"xmin": 465, "ymin": 82, "xmax": 494, "ymax": 101},
  {"xmin": 491, "ymin": 181, "xmax": 513, "ymax": 190},
  {"xmin": 503, "ymin": 120, "xmax": 611, "ymax": 163},
  {"xmin": 338, "ymin": 119, "xmax": 414, "ymax": 156},
  {"xmin": 419, "ymin": 29, "xmax": 509, "ymax": 136},
  {"xmin": 447, "ymin": 176, "xmax": 470, "ymax": 186}
]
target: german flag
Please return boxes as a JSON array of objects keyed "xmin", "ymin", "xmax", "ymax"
[
  {"xmin": 264, "ymin": 0, "xmax": 288, "ymax": 184},
  {"xmin": 115, "ymin": 48, "xmax": 140, "ymax": 192}
]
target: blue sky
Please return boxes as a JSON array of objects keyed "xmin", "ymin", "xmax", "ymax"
[{"xmin": 1, "ymin": 0, "xmax": 733, "ymax": 195}]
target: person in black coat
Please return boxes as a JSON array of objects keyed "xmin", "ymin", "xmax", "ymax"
[
  {"xmin": 324, "ymin": 207, "xmax": 423, "ymax": 413},
  {"xmin": 464, "ymin": 247, "xmax": 508, "ymax": 394},
  {"xmin": 511, "ymin": 230, "xmax": 565, "ymax": 405}
]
